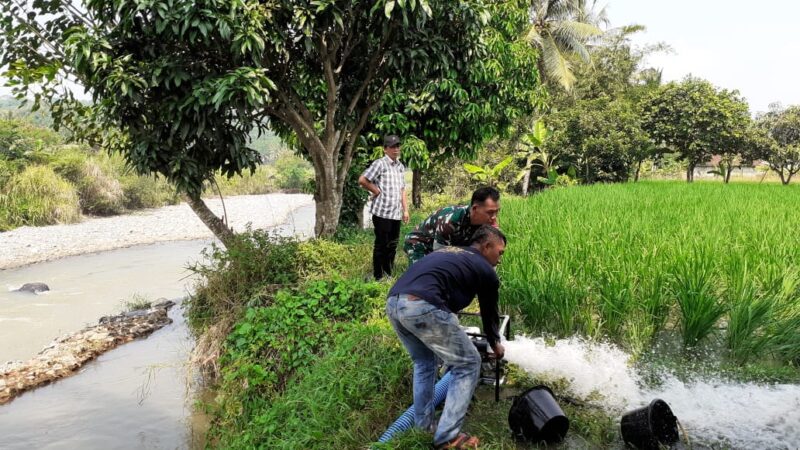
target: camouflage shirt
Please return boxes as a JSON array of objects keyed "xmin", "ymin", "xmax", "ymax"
[{"xmin": 403, "ymin": 205, "xmax": 480, "ymax": 264}]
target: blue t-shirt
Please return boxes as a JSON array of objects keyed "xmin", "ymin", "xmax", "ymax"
[{"xmin": 388, "ymin": 246, "xmax": 501, "ymax": 345}]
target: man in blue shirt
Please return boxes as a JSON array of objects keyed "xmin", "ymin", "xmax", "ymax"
[{"xmin": 386, "ymin": 225, "xmax": 506, "ymax": 449}]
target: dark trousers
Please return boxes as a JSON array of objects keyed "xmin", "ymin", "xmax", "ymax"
[{"xmin": 372, "ymin": 215, "xmax": 401, "ymax": 280}]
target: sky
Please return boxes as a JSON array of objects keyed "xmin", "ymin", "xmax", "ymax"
[
  {"xmin": 2, "ymin": 1, "xmax": 799, "ymax": 115},
  {"xmin": 604, "ymin": 0, "xmax": 800, "ymax": 115}
]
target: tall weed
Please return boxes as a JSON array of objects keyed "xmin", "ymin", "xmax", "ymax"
[{"xmin": 1, "ymin": 165, "xmax": 80, "ymax": 227}]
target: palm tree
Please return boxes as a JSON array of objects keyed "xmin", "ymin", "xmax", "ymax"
[{"xmin": 525, "ymin": 0, "xmax": 607, "ymax": 91}]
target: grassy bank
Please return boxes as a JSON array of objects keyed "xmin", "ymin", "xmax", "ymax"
[{"xmin": 188, "ymin": 182, "xmax": 800, "ymax": 449}]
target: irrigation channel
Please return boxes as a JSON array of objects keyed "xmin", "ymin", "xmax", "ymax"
[{"xmin": 0, "ymin": 204, "xmax": 315, "ymax": 450}]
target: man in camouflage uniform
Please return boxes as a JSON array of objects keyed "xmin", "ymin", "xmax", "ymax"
[{"xmin": 403, "ymin": 187, "xmax": 501, "ymax": 264}]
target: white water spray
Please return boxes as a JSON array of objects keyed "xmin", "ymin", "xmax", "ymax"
[{"xmin": 505, "ymin": 335, "xmax": 800, "ymax": 449}]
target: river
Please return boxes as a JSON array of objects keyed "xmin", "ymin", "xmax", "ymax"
[{"xmin": 0, "ymin": 204, "xmax": 315, "ymax": 449}]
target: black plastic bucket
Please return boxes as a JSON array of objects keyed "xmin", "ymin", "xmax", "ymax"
[
  {"xmin": 620, "ymin": 399, "xmax": 679, "ymax": 449},
  {"xmin": 508, "ymin": 385, "xmax": 570, "ymax": 443}
]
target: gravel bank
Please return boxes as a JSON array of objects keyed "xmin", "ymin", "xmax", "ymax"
[{"xmin": 0, "ymin": 194, "xmax": 314, "ymax": 270}]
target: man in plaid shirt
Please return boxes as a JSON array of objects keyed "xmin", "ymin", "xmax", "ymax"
[{"xmin": 358, "ymin": 135, "xmax": 409, "ymax": 279}]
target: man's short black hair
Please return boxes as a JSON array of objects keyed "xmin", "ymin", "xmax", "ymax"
[
  {"xmin": 471, "ymin": 186, "xmax": 500, "ymax": 206},
  {"xmin": 470, "ymin": 224, "xmax": 507, "ymax": 246}
]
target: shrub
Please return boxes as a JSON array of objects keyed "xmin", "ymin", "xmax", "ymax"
[
  {"xmin": 187, "ymin": 230, "xmax": 302, "ymax": 331},
  {"xmin": 296, "ymin": 238, "xmax": 372, "ymax": 280},
  {"xmin": 273, "ymin": 151, "xmax": 313, "ymax": 191},
  {"xmin": 50, "ymin": 146, "xmax": 128, "ymax": 215},
  {"xmin": 211, "ymin": 165, "xmax": 277, "ymax": 196},
  {"xmin": 119, "ymin": 173, "xmax": 178, "ymax": 209},
  {"xmin": 0, "ymin": 118, "xmax": 62, "ymax": 161},
  {"xmin": 0, "ymin": 165, "xmax": 80, "ymax": 228}
]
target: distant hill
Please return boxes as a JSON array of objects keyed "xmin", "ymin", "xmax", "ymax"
[
  {"xmin": 0, "ymin": 96, "xmax": 54, "ymax": 127},
  {"xmin": 1, "ymin": 95, "xmax": 292, "ymax": 160}
]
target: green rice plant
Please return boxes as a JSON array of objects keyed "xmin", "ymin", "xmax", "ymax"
[
  {"xmin": 596, "ymin": 266, "xmax": 634, "ymax": 339},
  {"xmin": 670, "ymin": 250, "xmax": 727, "ymax": 348},
  {"xmin": 498, "ymin": 182, "xmax": 800, "ymax": 364},
  {"xmin": 1, "ymin": 165, "xmax": 80, "ymax": 227},
  {"xmin": 724, "ymin": 259, "xmax": 775, "ymax": 362}
]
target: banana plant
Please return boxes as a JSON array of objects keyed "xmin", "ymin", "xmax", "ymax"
[
  {"xmin": 516, "ymin": 119, "xmax": 555, "ymax": 194},
  {"xmin": 463, "ymin": 155, "xmax": 514, "ymax": 191}
]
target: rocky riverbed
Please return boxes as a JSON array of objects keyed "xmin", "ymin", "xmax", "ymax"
[
  {"xmin": 0, "ymin": 300, "xmax": 176, "ymax": 405},
  {"xmin": 0, "ymin": 193, "xmax": 314, "ymax": 269}
]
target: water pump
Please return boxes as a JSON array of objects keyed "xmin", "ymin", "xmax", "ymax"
[{"xmin": 459, "ymin": 313, "xmax": 511, "ymax": 402}]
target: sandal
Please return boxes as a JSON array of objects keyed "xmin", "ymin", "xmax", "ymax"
[{"xmin": 434, "ymin": 432, "xmax": 480, "ymax": 449}]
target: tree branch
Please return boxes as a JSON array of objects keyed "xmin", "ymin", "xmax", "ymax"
[
  {"xmin": 336, "ymin": 77, "xmax": 391, "ymax": 187},
  {"xmin": 345, "ymin": 22, "xmax": 395, "ymax": 116},
  {"xmin": 320, "ymin": 35, "xmax": 338, "ymax": 149}
]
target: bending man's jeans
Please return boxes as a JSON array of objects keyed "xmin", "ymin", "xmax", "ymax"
[{"xmin": 386, "ymin": 294, "xmax": 481, "ymax": 446}]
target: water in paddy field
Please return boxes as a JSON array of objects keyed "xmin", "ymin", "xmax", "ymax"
[{"xmin": 504, "ymin": 336, "xmax": 800, "ymax": 449}]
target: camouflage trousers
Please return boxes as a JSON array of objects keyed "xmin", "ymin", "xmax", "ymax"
[{"xmin": 403, "ymin": 238, "xmax": 429, "ymax": 264}]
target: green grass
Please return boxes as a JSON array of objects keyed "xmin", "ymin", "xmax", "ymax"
[
  {"xmin": 194, "ymin": 181, "xmax": 800, "ymax": 449},
  {"xmin": 500, "ymin": 181, "xmax": 800, "ymax": 364}
]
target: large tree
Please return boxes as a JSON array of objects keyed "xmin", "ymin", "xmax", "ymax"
[
  {"xmin": 1, "ymin": 0, "xmax": 493, "ymax": 239},
  {"xmin": 755, "ymin": 104, "xmax": 800, "ymax": 185},
  {"xmin": 367, "ymin": 0, "xmax": 543, "ymax": 207},
  {"xmin": 546, "ymin": 96, "xmax": 651, "ymax": 183},
  {"xmin": 642, "ymin": 77, "xmax": 750, "ymax": 182}
]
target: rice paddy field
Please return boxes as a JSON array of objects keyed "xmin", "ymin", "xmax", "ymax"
[{"xmin": 499, "ymin": 181, "xmax": 800, "ymax": 367}]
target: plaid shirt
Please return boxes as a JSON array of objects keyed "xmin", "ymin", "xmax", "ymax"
[{"xmin": 362, "ymin": 155, "xmax": 406, "ymax": 220}]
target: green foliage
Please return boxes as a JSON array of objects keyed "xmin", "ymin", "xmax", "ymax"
[
  {"xmin": 0, "ymin": 165, "xmax": 81, "ymax": 229},
  {"xmin": 211, "ymin": 165, "xmax": 277, "ymax": 197},
  {"xmin": 120, "ymin": 293, "xmax": 153, "ymax": 312},
  {"xmin": 754, "ymin": 104, "xmax": 800, "ymax": 184},
  {"xmin": 2, "ymin": 0, "xmax": 501, "ymax": 237},
  {"xmin": 187, "ymin": 231, "xmax": 302, "ymax": 330},
  {"xmin": 187, "ymin": 232, "xmax": 375, "ymax": 331},
  {"xmin": 546, "ymin": 97, "xmax": 653, "ymax": 183},
  {"xmin": 463, "ymin": 156, "xmax": 515, "ymax": 191},
  {"xmin": 526, "ymin": 0, "xmax": 606, "ymax": 92},
  {"xmin": 273, "ymin": 151, "xmax": 313, "ymax": 192},
  {"xmin": 296, "ymin": 238, "xmax": 371, "ymax": 280},
  {"xmin": 119, "ymin": 173, "xmax": 178, "ymax": 209},
  {"xmin": 642, "ymin": 77, "xmax": 751, "ymax": 181},
  {"xmin": 212, "ymin": 323, "xmax": 409, "ymax": 449},
  {"xmin": 0, "ymin": 117, "xmax": 63, "ymax": 161},
  {"xmin": 368, "ymin": 0, "xmax": 543, "ymax": 173},
  {"xmin": 47, "ymin": 150, "xmax": 126, "ymax": 215},
  {"xmin": 209, "ymin": 280, "xmax": 389, "ymax": 446}
]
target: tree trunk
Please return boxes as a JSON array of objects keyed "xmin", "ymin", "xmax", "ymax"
[
  {"xmin": 634, "ymin": 160, "xmax": 642, "ymax": 182},
  {"xmin": 520, "ymin": 169, "xmax": 531, "ymax": 195},
  {"xmin": 686, "ymin": 163, "xmax": 695, "ymax": 183},
  {"xmin": 312, "ymin": 158, "xmax": 343, "ymax": 237},
  {"xmin": 778, "ymin": 169, "xmax": 788, "ymax": 185},
  {"xmin": 724, "ymin": 166, "xmax": 733, "ymax": 184},
  {"xmin": 183, "ymin": 193, "xmax": 235, "ymax": 247},
  {"xmin": 412, "ymin": 169, "xmax": 422, "ymax": 208}
]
